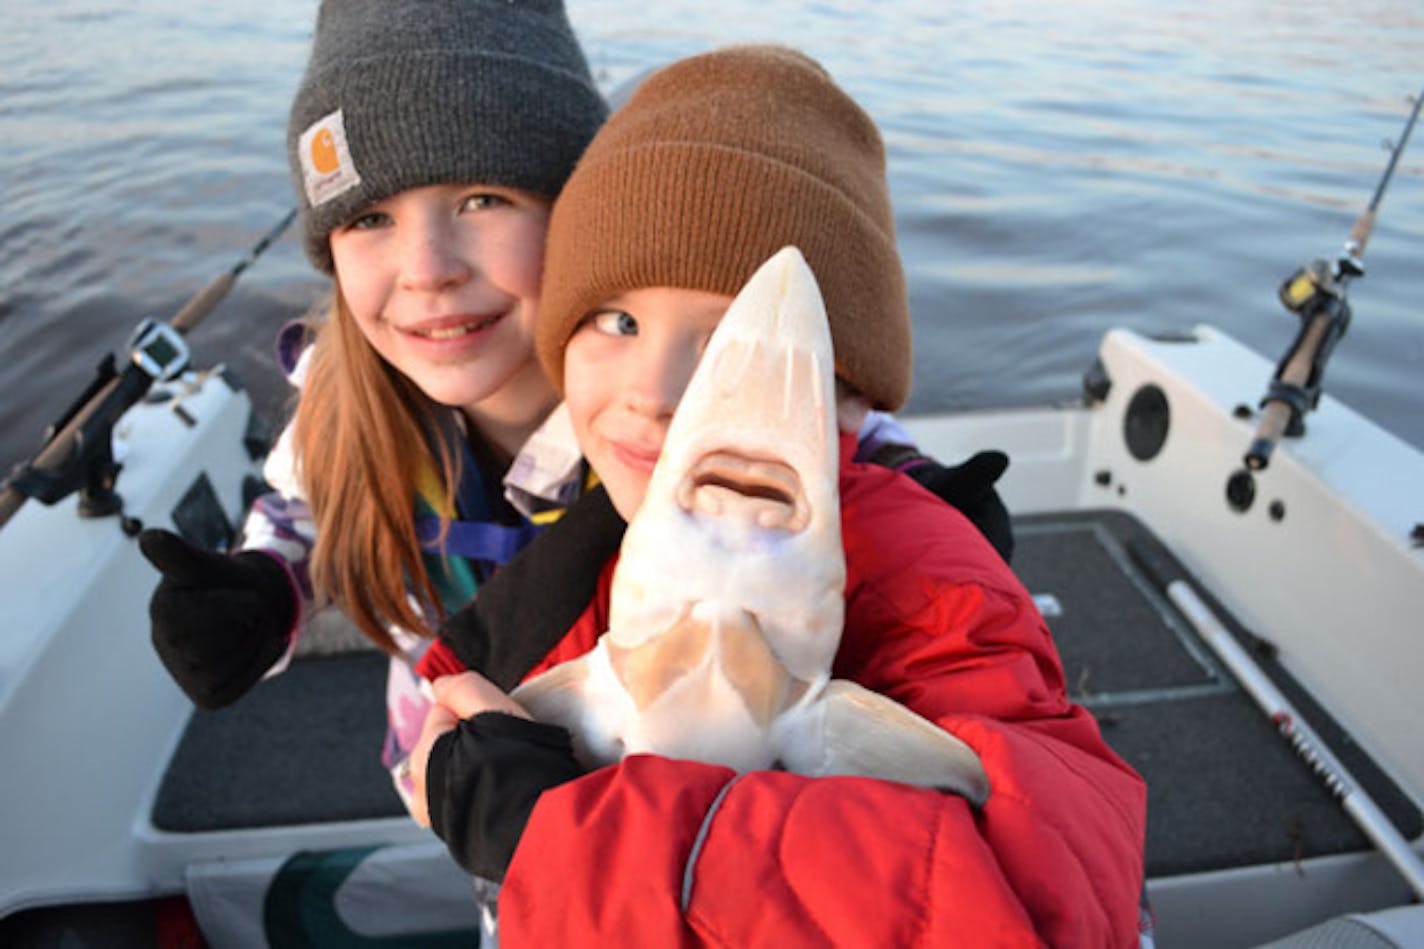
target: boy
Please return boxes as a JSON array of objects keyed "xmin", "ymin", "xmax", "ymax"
[{"xmin": 415, "ymin": 44, "xmax": 1147, "ymax": 946}]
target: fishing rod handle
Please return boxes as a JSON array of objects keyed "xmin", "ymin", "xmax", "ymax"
[
  {"xmin": 171, "ymin": 271, "xmax": 237, "ymax": 335},
  {"xmin": 0, "ymin": 485, "xmax": 26, "ymax": 527},
  {"xmin": 1166, "ymin": 580, "xmax": 1424, "ymax": 901},
  {"xmin": 1345, "ymin": 208, "xmax": 1377, "ymax": 259},
  {"xmin": 0, "ymin": 371, "xmax": 126, "ymax": 530},
  {"xmin": 1244, "ymin": 314, "xmax": 1331, "ymax": 470},
  {"xmin": 170, "ymin": 210, "xmax": 293, "ymax": 335},
  {"xmin": 168, "ymin": 210, "xmax": 295, "ymax": 336}
]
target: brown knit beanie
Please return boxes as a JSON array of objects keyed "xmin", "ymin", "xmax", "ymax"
[{"xmin": 538, "ymin": 44, "xmax": 911, "ymax": 410}]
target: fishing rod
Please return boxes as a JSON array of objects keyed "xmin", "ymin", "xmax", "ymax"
[
  {"xmin": 1236, "ymin": 88, "xmax": 1422, "ymax": 478},
  {"xmin": 0, "ymin": 209, "xmax": 297, "ymax": 530}
]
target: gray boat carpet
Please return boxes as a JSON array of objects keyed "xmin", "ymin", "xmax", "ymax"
[
  {"xmin": 1014, "ymin": 509, "xmax": 1421, "ymax": 877},
  {"xmin": 152, "ymin": 651, "xmax": 401, "ymax": 831},
  {"xmin": 151, "ymin": 508, "xmax": 1422, "ymax": 880}
]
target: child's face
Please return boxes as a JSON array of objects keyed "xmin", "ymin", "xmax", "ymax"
[
  {"xmin": 329, "ymin": 183, "xmax": 550, "ymax": 414},
  {"xmin": 563, "ymin": 286, "xmax": 734, "ymax": 520}
]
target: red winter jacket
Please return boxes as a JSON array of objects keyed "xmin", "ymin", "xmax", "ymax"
[{"xmin": 483, "ymin": 446, "xmax": 1146, "ymax": 947}]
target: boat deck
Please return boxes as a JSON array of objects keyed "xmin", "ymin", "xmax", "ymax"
[
  {"xmin": 154, "ymin": 508, "xmax": 1422, "ymax": 881},
  {"xmin": 1014, "ymin": 509, "xmax": 1419, "ymax": 877}
]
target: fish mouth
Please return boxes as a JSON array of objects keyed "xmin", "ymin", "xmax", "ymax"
[{"xmin": 677, "ymin": 451, "xmax": 808, "ymax": 532}]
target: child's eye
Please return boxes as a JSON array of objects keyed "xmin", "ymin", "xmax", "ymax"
[
  {"xmin": 590, "ymin": 309, "xmax": 639, "ymax": 337},
  {"xmin": 345, "ymin": 209, "xmax": 390, "ymax": 230},
  {"xmin": 461, "ymin": 192, "xmax": 509, "ymax": 212}
]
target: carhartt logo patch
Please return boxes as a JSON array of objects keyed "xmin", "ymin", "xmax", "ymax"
[{"xmin": 299, "ymin": 109, "xmax": 361, "ymax": 207}]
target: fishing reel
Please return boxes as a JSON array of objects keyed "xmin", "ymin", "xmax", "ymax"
[
  {"xmin": 1277, "ymin": 255, "xmax": 1357, "ymax": 317},
  {"xmin": 127, "ymin": 318, "xmax": 191, "ymax": 382},
  {"xmin": 1260, "ymin": 257, "xmax": 1353, "ymax": 442},
  {"xmin": 3, "ymin": 318, "xmax": 192, "ymax": 519}
]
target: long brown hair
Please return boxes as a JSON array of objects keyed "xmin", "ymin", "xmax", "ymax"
[{"xmin": 291, "ymin": 291, "xmax": 458, "ymax": 652}]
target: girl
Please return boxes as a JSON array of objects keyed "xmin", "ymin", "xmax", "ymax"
[{"xmin": 139, "ymin": 0, "xmax": 608, "ymax": 799}]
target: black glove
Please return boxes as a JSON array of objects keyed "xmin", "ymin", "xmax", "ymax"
[
  {"xmin": 139, "ymin": 528, "xmax": 296, "ymax": 709},
  {"xmin": 870, "ymin": 446, "xmax": 1015, "ymax": 563},
  {"xmin": 426, "ymin": 712, "xmax": 585, "ymax": 881}
]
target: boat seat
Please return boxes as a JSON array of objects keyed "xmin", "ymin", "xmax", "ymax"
[{"xmin": 152, "ymin": 651, "xmax": 403, "ymax": 831}]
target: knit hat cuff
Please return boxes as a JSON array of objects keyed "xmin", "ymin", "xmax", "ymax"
[
  {"xmin": 291, "ymin": 53, "xmax": 605, "ymax": 271},
  {"xmin": 288, "ymin": 0, "xmax": 608, "ymax": 275}
]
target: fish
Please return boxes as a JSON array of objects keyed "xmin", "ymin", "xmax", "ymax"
[{"xmin": 511, "ymin": 246, "xmax": 990, "ymax": 804}]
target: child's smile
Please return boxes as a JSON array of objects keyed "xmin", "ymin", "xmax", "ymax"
[{"xmin": 329, "ymin": 182, "xmax": 550, "ymax": 415}]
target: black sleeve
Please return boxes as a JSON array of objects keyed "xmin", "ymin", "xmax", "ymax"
[{"xmin": 426, "ymin": 712, "xmax": 585, "ymax": 881}]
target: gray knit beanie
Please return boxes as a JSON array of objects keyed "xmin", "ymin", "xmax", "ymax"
[{"xmin": 287, "ymin": 0, "xmax": 608, "ymax": 272}]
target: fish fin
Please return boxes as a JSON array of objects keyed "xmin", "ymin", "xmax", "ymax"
[
  {"xmin": 606, "ymin": 607, "xmax": 710, "ymax": 712},
  {"xmin": 783, "ymin": 680, "xmax": 990, "ymax": 806},
  {"xmin": 510, "ymin": 656, "xmax": 617, "ymax": 768}
]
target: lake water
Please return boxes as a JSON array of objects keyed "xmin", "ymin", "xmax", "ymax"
[{"xmin": 3, "ymin": 0, "xmax": 1422, "ymax": 479}]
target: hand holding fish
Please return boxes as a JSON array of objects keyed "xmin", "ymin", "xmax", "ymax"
[
  {"xmin": 407, "ymin": 672, "xmax": 534, "ymax": 827},
  {"xmin": 432, "ymin": 671, "xmax": 534, "ymax": 722},
  {"xmin": 409, "ymin": 671, "xmax": 583, "ymax": 879}
]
